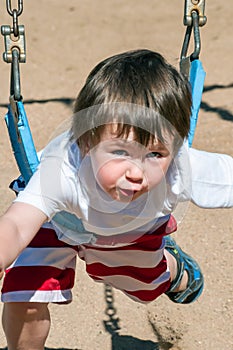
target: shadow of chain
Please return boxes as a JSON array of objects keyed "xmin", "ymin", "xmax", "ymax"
[
  {"xmin": 0, "ymin": 82, "xmax": 232, "ymax": 122},
  {"xmin": 103, "ymin": 284, "xmax": 162, "ymax": 350}
]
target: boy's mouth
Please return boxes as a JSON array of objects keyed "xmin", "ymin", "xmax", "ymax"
[
  {"xmin": 118, "ymin": 188, "xmax": 136, "ymax": 198},
  {"xmin": 116, "ymin": 187, "xmax": 147, "ymax": 202}
]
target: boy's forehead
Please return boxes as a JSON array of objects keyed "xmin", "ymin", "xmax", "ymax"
[
  {"xmin": 99, "ymin": 123, "xmax": 173, "ymax": 149},
  {"xmin": 100, "ymin": 123, "xmax": 132, "ymax": 139}
]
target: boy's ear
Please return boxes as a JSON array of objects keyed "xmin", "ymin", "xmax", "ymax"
[
  {"xmin": 84, "ymin": 137, "xmax": 92, "ymax": 155},
  {"xmin": 78, "ymin": 135, "xmax": 91, "ymax": 155},
  {"xmin": 84, "ymin": 144, "xmax": 90, "ymax": 154}
]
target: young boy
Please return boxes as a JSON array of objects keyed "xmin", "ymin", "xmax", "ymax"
[{"xmin": 0, "ymin": 49, "xmax": 232, "ymax": 349}]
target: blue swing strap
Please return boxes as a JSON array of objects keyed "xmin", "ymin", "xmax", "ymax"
[
  {"xmin": 188, "ymin": 59, "xmax": 206, "ymax": 147},
  {"xmin": 1, "ymin": 1, "xmax": 39, "ymax": 184},
  {"xmin": 5, "ymin": 99, "xmax": 39, "ymax": 184},
  {"xmin": 180, "ymin": 2, "xmax": 207, "ymax": 146}
]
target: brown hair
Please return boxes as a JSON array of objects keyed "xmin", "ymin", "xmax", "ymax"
[{"xmin": 72, "ymin": 49, "xmax": 192, "ymax": 154}]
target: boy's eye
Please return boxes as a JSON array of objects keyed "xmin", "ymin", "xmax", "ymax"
[
  {"xmin": 112, "ymin": 150, "xmax": 129, "ymax": 156},
  {"xmin": 146, "ymin": 152, "xmax": 162, "ymax": 159}
]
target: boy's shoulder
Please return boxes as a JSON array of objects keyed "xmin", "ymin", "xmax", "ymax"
[{"xmin": 41, "ymin": 130, "xmax": 82, "ymax": 170}]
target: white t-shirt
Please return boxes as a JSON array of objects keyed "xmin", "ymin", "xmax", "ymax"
[{"xmin": 14, "ymin": 131, "xmax": 233, "ymax": 245}]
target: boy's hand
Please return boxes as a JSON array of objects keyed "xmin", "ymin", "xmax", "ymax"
[{"xmin": 0, "ymin": 271, "xmax": 4, "ymax": 280}]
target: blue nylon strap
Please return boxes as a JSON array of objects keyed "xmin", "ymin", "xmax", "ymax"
[
  {"xmin": 5, "ymin": 100, "xmax": 39, "ymax": 183},
  {"xmin": 53, "ymin": 210, "xmax": 87, "ymax": 232},
  {"xmin": 188, "ymin": 59, "xmax": 206, "ymax": 147},
  {"xmin": 5, "ymin": 101, "xmax": 85, "ymax": 231}
]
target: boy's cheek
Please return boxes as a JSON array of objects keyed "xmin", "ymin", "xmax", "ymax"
[
  {"xmin": 94, "ymin": 164, "xmax": 113, "ymax": 188},
  {"xmin": 146, "ymin": 165, "xmax": 169, "ymax": 189}
]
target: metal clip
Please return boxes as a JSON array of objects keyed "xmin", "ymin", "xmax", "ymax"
[
  {"xmin": 9, "ymin": 95, "xmax": 22, "ymax": 142},
  {"xmin": 184, "ymin": 0, "xmax": 207, "ymax": 27},
  {"xmin": 10, "ymin": 48, "xmax": 22, "ymax": 100},
  {"xmin": 1, "ymin": 24, "xmax": 26, "ymax": 63},
  {"xmin": 180, "ymin": 11, "xmax": 201, "ymax": 77}
]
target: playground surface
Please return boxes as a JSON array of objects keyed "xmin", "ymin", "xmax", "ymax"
[{"xmin": 0, "ymin": 1, "xmax": 232, "ymax": 349}]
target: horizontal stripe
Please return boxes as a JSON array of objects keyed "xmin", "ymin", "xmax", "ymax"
[
  {"xmin": 2, "ymin": 266, "xmax": 75, "ymax": 293},
  {"xmin": 1, "ymin": 289, "xmax": 72, "ymax": 303},
  {"xmin": 10, "ymin": 247, "xmax": 77, "ymax": 270},
  {"xmin": 79, "ymin": 246, "xmax": 164, "ymax": 268},
  {"xmin": 88, "ymin": 270, "xmax": 170, "ymax": 292},
  {"xmin": 1, "ymin": 217, "xmax": 176, "ymax": 304},
  {"xmin": 124, "ymin": 280, "xmax": 171, "ymax": 303},
  {"xmin": 29, "ymin": 227, "xmax": 78, "ymax": 250},
  {"xmin": 85, "ymin": 233, "xmax": 164, "ymax": 251},
  {"xmin": 86, "ymin": 259, "xmax": 168, "ymax": 284}
]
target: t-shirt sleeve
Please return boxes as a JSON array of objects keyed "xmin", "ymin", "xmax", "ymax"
[
  {"xmin": 14, "ymin": 132, "xmax": 80, "ymax": 220},
  {"xmin": 14, "ymin": 160, "xmax": 69, "ymax": 219},
  {"xmin": 189, "ymin": 148, "xmax": 233, "ymax": 208}
]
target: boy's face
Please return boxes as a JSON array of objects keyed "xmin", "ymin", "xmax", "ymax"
[{"xmin": 89, "ymin": 125, "xmax": 173, "ymax": 203}]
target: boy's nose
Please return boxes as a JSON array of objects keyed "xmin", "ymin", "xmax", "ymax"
[{"xmin": 125, "ymin": 162, "xmax": 144, "ymax": 183}]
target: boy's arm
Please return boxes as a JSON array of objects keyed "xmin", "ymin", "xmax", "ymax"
[
  {"xmin": 0, "ymin": 202, "xmax": 47, "ymax": 274},
  {"xmin": 189, "ymin": 148, "xmax": 233, "ymax": 208}
]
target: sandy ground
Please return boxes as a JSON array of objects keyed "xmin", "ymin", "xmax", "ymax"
[{"xmin": 0, "ymin": 1, "xmax": 232, "ymax": 349}]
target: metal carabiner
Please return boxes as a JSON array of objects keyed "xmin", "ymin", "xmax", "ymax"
[
  {"xmin": 190, "ymin": 11, "xmax": 201, "ymax": 60},
  {"xmin": 10, "ymin": 48, "xmax": 22, "ymax": 101},
  {"xmin": 180, "ymin": 11, "xmax": 201, "ymax": 61}
]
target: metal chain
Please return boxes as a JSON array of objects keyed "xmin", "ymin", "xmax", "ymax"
[
  {"xmin": 1, "ymin": 0, "xmax": 26, "ymax": 101},
  {"xmin": 6, "ymin": 0, "xmax": 23, "ymax": 16},
  {"xmin": 6, "ymin": 0, "xmax": 23, "ymax": 36},
  {"xmin": 103, "ymin": 284, "xmax": 121, "ymax": 335}
]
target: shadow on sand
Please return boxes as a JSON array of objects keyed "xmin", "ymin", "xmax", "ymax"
[
  {"xmin": 0, "ymin": 82, "xmax": 232, "ymax": 122},
  {"xmin": 0, "ymin": 348, "xmax": 81, "ymax": 350},
  {"xmin": 103, "ymin": 284, "xmax": 174, "ymax": 350}
]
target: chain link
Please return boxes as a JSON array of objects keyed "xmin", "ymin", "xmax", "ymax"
[
  {"xmin": 103, "ymin": 284, "xmax": 121, "ymax": 335},
  {"xmin": 6, "ymin": 0, "xmax": 24, "ymax": 36},
  {"xmin": 6, "ymin": 0, "xmax": 23, "ymax": 16}
]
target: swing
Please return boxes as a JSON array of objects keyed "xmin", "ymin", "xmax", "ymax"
[
  {"xmin": 1, "ymin": 0, "xmax": 39, "ymax": 184},
  {"xmin": 1, "ymin": 0, "xmax": 207, "ymax": 229}
]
